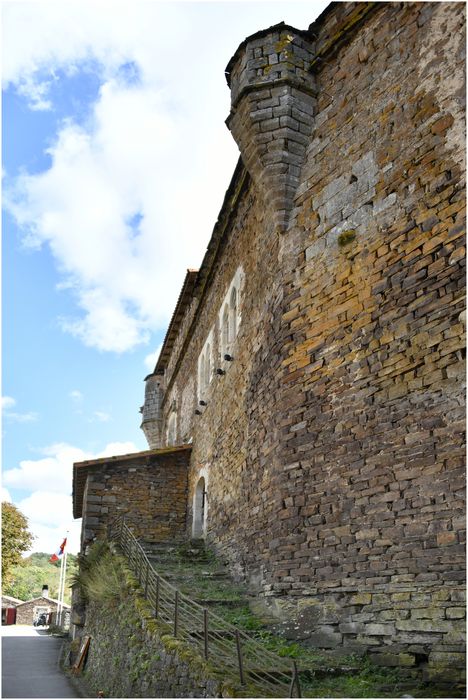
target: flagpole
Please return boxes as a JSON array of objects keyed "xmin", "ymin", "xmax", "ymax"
[
  {"xmin": 58, "ymin": 543, "xmax": 68, "ymax": 627},
  {"xmin": 57, "ymin": 551, "xmax": 65, "ymax": 626}
]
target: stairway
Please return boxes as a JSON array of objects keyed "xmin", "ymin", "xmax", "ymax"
[{"xmin": 140, "ymin": 539, "xmax": 251, "ymax": 621}]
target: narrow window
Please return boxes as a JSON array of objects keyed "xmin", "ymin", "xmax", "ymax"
[
  {"xmin": 167, "ymin": 412, "xmax": 177, "ymax": 446},
  {"xmin": 229, "ymin": 287, "xmax": 237, "ymax": 343},
  {"xmin": 199, "ymin": 353, "xmax": 205, "ymax": 395},
  {"xmin": 205, "ymin": 344, "xmax": 211, "ymax": 387},
  {"xmin": 222, "ymin": 305, "xmax": 229, "ymax": 354},
  {"xmin": 193, "ymin": 476, "xmax": 206, "ymax": 538}
]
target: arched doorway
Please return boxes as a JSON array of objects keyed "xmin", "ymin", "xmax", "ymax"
[{"xmin": 192, "ymin": 476, "xmax": 206, "ymax": 539}]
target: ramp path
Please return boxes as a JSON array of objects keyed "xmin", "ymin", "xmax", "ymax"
[{"xmin": 1, "ymin": 625, "xmax": 81, "ymax": 698}]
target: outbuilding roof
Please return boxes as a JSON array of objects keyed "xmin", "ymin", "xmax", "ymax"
[
  {"xmin": 16, "ymin": 595, "xmax": 71, "ymax": 609},
  {"xmin": 2, "ymin": 595, "xmax": 24, "ymax": 606}
]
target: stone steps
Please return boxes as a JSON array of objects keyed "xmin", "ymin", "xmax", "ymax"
[{"xmin": 139, "ymin": 538, "xmax": 251, "ymax": 619}]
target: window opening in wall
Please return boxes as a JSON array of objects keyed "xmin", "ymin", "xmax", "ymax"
[
  {"xmin": 193, "ymin": 476, "xmax": 206, "ymax": 539},
  {"xmin": 222, "ymin": 305, "xmax": 229, "ymax": 354},
  {"xmin": 205, "ymin": 343, "xmax": 211, "ymax": 388},
  {"xmin": 199, "ymin": 354, "xmax": 205, "ymax": 395},
  {"xmin": 229, "ymin": 287, "xmax": 237, "ymax": 343},
  {"xmin": 167, "ymin": 411, "xmax": 177, "ymax": 446}
]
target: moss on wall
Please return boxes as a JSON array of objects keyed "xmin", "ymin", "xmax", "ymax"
[{"xmin": 72, "ymin": 548, "xmax": 229, "ymax": 698}]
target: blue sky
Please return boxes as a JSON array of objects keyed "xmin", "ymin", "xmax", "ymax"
[{"xmin": 2, "ymin": 0, "xmax": 328, "ymax": 553}]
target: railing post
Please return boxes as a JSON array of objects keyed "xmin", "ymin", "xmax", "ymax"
[
  {"xmin": 144, "ymin": 561, "xmax": 149, "ymax": 598},
  {"xmin": 174, "ymin": 590, "xmax": 179, "ymax": 637},
  {"xmin": 138, "ymin": 552, "xmax": 142, "ymax": 583},
  {"xmin": 235, "ymin": 631, "xmax": 246, "ymax": 686},
  {"xmin": 155, "ymin": 576, "xmax": 160, "ymax": 619},
  {"xmin": 289, "ymin": 661, "xmax": 301, "ymax": 698},
  {"xmin": 203, "ymin": 609, "xmax": 209, "ymax": 660},
  {"xmin": 119, "ymin": 516, "xmax": 124, "ymax": 545}
]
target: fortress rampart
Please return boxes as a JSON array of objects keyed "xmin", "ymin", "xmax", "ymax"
[{"xmin": 75, "ymin": 2, "xmax": 466, "ymax": 681}]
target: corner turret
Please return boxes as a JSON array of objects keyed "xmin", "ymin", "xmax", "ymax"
[
  {"xmin": 140, "ymin": 372, "xmax": 164, "ymax": 449},
  {"xmin": 225, "ymin": 23, "xmax": 316, "ymax": 232}
]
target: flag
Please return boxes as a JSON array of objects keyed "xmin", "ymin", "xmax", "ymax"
[{"xmin": 49, "ymin": 537, "xmax": 67, "ymax": 563}]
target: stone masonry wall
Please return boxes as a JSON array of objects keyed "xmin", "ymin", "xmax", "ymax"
[
  {"xmin": 141, "ymin": 0, "xmax": 465, "ymax": 681},
  {"xmin": 266, "ymin": 0, "xmax": 465, "ymax": 679},
  {"xmin": 77, "ymin": 564, "xmax": 223, "ymax": 698},
  {"xmin": 80, "ymin": 449, "xmax": 189, "ymax": 551}
]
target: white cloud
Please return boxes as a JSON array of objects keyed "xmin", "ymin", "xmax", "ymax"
[
  {"xmin": 3, "ymin": 2, "xmax": 328, "ymax": 353},
  {"xmin": 144, "ymin": 343, "xmax": 163, "ymax": 372},
  {"xmin": 2, "ymin": 396, "xmax": 16, "ymax": 410},
  {"xmin": 3, "ymin": 412, "xmax": 38, "ymax": 424},
  {"xmin": 19, "ymin": 491, "xmax": 72, "ymax": 527},
  {"xmin": 5, "ymin": 73, "xmax": 227, "ymax": 352},
  {"xmin": 6, "ymin": 440, "xmax": 139, "ymax": 554},
  {"xmin": 96, "ymin": 441, "xmax": 137, "ymax": 458},
  {"xmin": 4, "ymin": 444, "xmax": 89, "ymax": 493},
  {"xmin": 2, "ymin": 396, "xmax": 38, "ymax": 423},
  {"xmin": 3, "ymin": 440, "xmax": 138, "ymax": 494},
  {"xmin": 22, "ymin": 520, "xmax": 82, "ymax": 557},
  {"xmin": 69, "ymin": 390, "xmax": 83, "ymax": 402},
  {"xmin": 93, "ymin": 411, "xmax": 110, "ymax": 423},
  {"xmin": 1, "ymin": 488, "xmax": 12, "ymax": 503}
]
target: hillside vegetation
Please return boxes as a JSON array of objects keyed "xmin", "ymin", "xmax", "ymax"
[{"xmin": 3, "ymin": 552, "xmax": 77, "ymax": 605}]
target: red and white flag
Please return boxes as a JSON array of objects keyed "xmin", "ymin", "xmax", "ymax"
[{"xmin": 49, "ymin": 538, "xmax": 67, "ymax": 563}]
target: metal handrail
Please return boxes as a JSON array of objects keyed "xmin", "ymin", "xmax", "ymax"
[{"xmin": 107, "ymin": 516, "xmax": 302, "ymax": 698}]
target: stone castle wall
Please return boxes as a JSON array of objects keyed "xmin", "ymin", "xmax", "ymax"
[{"xmin": 137, "ymin": 0, "xmax": 465, "ymax": 679}]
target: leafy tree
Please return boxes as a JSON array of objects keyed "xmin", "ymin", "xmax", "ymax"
[{"xmin": 1, "ymin": 502, "xmax": 33, "ymax": 585}]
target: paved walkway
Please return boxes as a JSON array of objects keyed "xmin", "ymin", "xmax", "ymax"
[{"xmin": 2, "ymin": 625, "xmax": 81, "ymax": 698}]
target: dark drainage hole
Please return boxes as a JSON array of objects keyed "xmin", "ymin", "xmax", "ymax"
[{"xmin": 414, "ymin": 653, "xmax": 429, "ymax": 667}]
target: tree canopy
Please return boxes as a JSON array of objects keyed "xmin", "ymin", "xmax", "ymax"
[
  {"xmin": 1, "ymin": 502, "xmax": 34, "ymax": 585},
  {"xmin": 4, "ymin": 552, "xmax": 78, "ymax": 604}
]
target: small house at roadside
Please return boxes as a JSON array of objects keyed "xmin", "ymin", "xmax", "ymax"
[
  {"xmin": 15, "ymin": 586, "xmax": 71, "ymax": 626},
  {"xmin": 1, "ymin": 595, "xmax": 24, "ymax": 625}
]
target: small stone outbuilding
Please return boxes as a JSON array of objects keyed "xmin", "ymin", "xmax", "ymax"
[
  {"xmin": 15, "ymin": 596, "xmax": 71, "ymax": 626},
  {"xmin": 2, "ymin": 595, "xmax": 23, "ymax": 625}
]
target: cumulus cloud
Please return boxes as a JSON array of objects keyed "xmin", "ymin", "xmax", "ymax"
[
  {"xmin": 3, "ymin": 440, "xmax": 138, "ymax": 494},
  {"xmin": 3, "ymin": 443, "xmax": 90, "ymax": 493},
  {"xmin": 2, "ymin": 395, "xmax": 38, "ymax": 423},
  {"xmin": 19, "ymin": 491, "xmax": 72, "ymax": 527},
  {"xmin": 144, "ymin": 343, "xmax": 163, "ymax": 372},
  {"xmin": 2, "ymin": 396, "xmax": 16, "ymax": 410},
  {"xmin": 5, "ymin": 440, "xmax": 139, "ymax": 554},
  {"xmin": 92, "ymin": 411, "xmax": 110, "ymax": 423},
  {"xmin": 69, "ymin": 390, "xmax": 83, "ymax": 402},
  {"xmin": 1, "ymin": 488, "xmax": 12, "ymax": 502},
  {"xmin": 22, "ymin": 520, "xmax": 81, "ymax": 557},
  {"xmin": 3, "ymin": 2, "xmax": 241, "ymax": 353}
]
